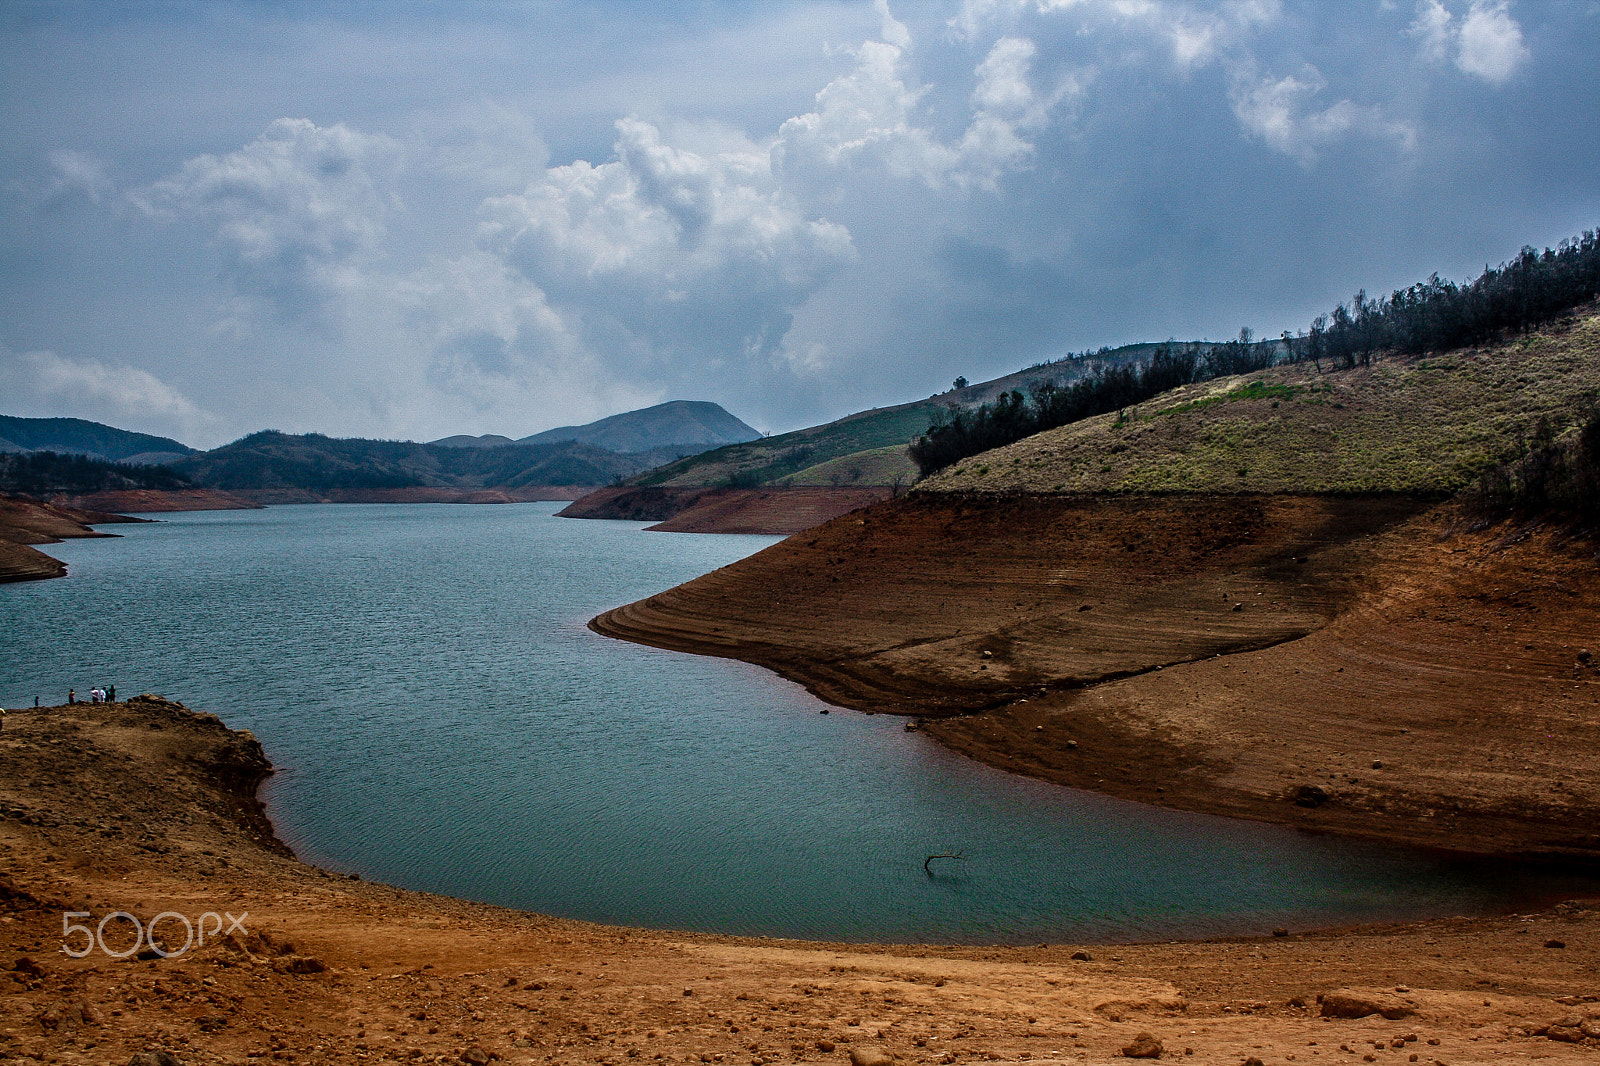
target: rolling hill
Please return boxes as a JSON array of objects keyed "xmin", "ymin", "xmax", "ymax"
[
  {"xmin": 0, "ymin": 415, "xmax": 196, "ymax": 464},
  {"xmin": 170, "ymin": 431, "xmax": 661, "ymax": 502},
  {"xmin": 517, "ymin": 399, "xmax": 760, "ymax": 453},
  {"xmin": 924, "ymin": 307, "xmax": 1600, "ymax": 496}
]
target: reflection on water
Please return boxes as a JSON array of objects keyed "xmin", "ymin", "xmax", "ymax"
[{"xmin": 2, "ymin": 502, "xmax": 1593, "ymax": 943}]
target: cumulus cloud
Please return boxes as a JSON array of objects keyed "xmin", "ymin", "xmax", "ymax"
[
  {"xmin": 473, "ymin": 116, "xmax": 854, "ymax": 387},
  {"xmin": 1229, "ymin": 64, "xmax": 1415, "ymax": 165},
  {"xmin": 0, "ymin": 346, "xmax": 216, "ymax": 443},
  {"xmin": 135, "ymin": 118, "xmax": 400, "ymax": 325},
  {"xmin": 952, "ymin": 0, "xmax": 1280, "ymax": 70},
  {"xmin": 1455, "ymin": 0, "xmax": 1530, "ymax": 83},
  {"xmin": 776, "ymin": 31, "xmax": 1067, "ymax": 191},
  {"xmin": 1410, "ymin": 0, "xmax": 1530, "ymax": 85}
]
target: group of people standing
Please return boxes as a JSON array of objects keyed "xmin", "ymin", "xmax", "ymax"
[{"xmin": 0, "ymin": 687, "xmax": 116, "ymax": 734}]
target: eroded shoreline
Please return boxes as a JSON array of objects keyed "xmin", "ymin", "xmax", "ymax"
[
  {"xmin": 2, "ymin": 695, "xmax": 1598, "ymax": 1064},
  {"xmin": 592, "ymin": 491, "xmax": 1600, "ymax": 860}
]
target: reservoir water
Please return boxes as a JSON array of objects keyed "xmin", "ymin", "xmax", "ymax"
[{"xmin": 2, "ymin": 502, "xmax": 1591, "ymax": 943}]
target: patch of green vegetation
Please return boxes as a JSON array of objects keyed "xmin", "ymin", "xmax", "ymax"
[
  {"xmin": 632, "ymin": 402, "xmax": 941, "ymax": 488},
  {"xmin": 1156, "ymin": 380, "xmax": 1301, "ymax": 417},
  {"xmin": 920, "ymin": 308, "xmax": 1600, "ymax": 497},
  {"xmin": 784, "ymin": 443, "xmax": 917, "ymax": 487}
]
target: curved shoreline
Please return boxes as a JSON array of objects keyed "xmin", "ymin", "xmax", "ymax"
[
  {"xmin": 2, "ymin": 695, "xmax": 1598, "ymax": 1063},
  {"xmin": 592, "ymin": 491, "xmax": 1600, "ymax": 861}
]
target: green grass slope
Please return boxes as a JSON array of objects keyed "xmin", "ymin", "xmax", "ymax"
[
  {"xmin": 622, "ymin": 342, "xmax": 1165, "ymax": 489},
  {"xmin": 630, "ymin": 403, "xmax": 941, "ymax": 488},
  {"xmin": 922, "ymin": 306, "xmax": 1600, "ymax": 495}
]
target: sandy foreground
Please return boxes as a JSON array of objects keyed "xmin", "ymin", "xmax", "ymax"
[{"xmin": 0, "ymin": 696, "xmax": 1597, "ymax": 1066}]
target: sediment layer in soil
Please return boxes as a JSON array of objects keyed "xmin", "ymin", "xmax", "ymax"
[
  {"xmin": 593, "ymin": 492, "xmax": 1600, "ymax": 858},
  {"xmin": 560, "ymin": 485, "xmax": 892, "ymax": 534},
  {"xmin": 0, "ymin": 495, "xmax": 143, "ymax": 582}
]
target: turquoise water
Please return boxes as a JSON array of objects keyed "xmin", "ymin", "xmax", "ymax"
[{"xmin": 2, "ymin": 502, "xmax": 1591, "ymax": 943}]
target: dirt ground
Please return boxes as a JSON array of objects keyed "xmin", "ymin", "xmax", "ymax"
[
  {"xmin": 592, "ymin": 493, "xmax": 1600, "ymax": 858},
  {"xmin": 2, "ymin": 696, "xmax": 1597, "ymax": 1066},
  {"xmin": 559, "ymin": 487, "xmax": 894, "ymax": 535},
  {"xmin": 0, "ymin": 497, "xmax": 142, "ymax": 583}
]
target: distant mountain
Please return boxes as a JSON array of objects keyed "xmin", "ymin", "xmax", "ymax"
[
  {"xmin": 614, "ymin": 343, "xmax": 1162, "ymax": 491},
  {"xmin": 428, "ymin": 434, "xmax": 518, "ymax": 449},
  {"xmin": 519, "ymin": 400, "xmax": 760, "ymax": 454},
  {"xmin": 0, "ymin": 416, "xmax": 197, "ymax": 464},
  {"xmin": 172, "ymin": 430, "xmax": 663, "ymax": 496}
]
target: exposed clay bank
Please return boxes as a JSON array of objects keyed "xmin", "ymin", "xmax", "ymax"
[
  {"xmin": 593, "ymin": 491, "xmax": 1600, "ymax": 860},
  {"xmin": 5, "ymin": 502, "xmax": 1593, "ymax": 948}
]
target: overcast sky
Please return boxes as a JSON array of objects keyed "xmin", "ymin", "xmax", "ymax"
[{"xmin": 1, "ymin": 1, "xmax": 1595, "ymax": 448}]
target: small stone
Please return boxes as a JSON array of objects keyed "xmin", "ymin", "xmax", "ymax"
[
  {"xmin": 816, "ymin": 1040, "xmax": 836, "ymax": 1053},
  {"xmin": 1372, "ymin": 760, "xmax": 1384, "ymax": 770},
  {"xmin": 125, "ymin": 1053, "xmax": 184, "ymax": 1066},
  {"xmin": 460, "ymin": 1048, "xmax": 493, "ymax": 1065},
  {"xmin": 1120, "ymin": 1033, "xmax": 1162, "ymax": 1059},
  {"xmin": 1273, "ymin": 928, "xmax": 1289, "ymax": 938},
  {"xmin": 848, "ymin": 1048, "xmax": 895, "ymax": 1066},
  {"xmin": 1543, "ymin": 939, "xmax": 1566, "ymax": 949},
  {"xmin": 1071, "ymin": 950, "xmax": 1092, "ymax": 961},
  {"xmin": 1294, "ymin": 785, "xmax": 1329, "ymax": 808},
  {"xmin": 1319, "ymin": 990, "xmax": 1413, "ymax": 1020}
]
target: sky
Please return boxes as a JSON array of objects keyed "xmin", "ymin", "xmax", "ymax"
[{"xmin": 0, "ymin": 0, "xmax": 1596, "ymax": 449}]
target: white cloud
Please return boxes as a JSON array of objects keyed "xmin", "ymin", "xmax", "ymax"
[
  {"xmin": 1229, "ymin": 64, "xmax": 1415, "ymax": 165},
  {"xmin": 135, "ymin": 118, "xmax": 401, "ymax": 325},
  {"xmin": 1410, "ymin": 0, "xmax": 1456, "ymax": 64},
  {"xmin": 1456, "ymin": 0, "xmax": 1530, "ymax": 84},
  {"xmin": 950, "ymin": 0, "xmax": 1417, "ymax": 166},
  {"xmin": 776, "ymin": 30, "xmax": 1068, "ymax": 191},
  {"xmin": 1409, "ymin": 0, "xmax": 1529, "ymax": 85},
  {"xmin": 45, "ymin": 150, "xmax": 115, "ymax": 206},
  {"xmin": 951, "ymin": 0, "xmax": 1280, "ymax": 71},
  {"xmin": 473, "ymin": 115, "xmax": 855, "ymax": 382},
  {"xmin": 0, "ymin": 346, "xmax": 216, "ymax": 444},
  {"xmin": 875, "ymin": 0, "xmax": 912, "ymax": 50}
]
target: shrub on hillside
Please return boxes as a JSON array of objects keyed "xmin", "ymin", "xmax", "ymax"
[
  {"xmin": 1465, "ymin": 406, "xmax": 1600, "ymax": 526},
  {"xmin": 0, "ymin": 451, "xmax": 193, "ymax": 495},
  {"xmin": 912, "ymin": 227, "xmax": 1600, "ymax": 478}
]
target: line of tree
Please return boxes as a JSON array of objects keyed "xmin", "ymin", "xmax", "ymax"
[
  {"xmin": 910, "ymin": 336, "xmax": 1275, "ymax": 476},
  {"xmin": 911, "ymin": 228, "xmax": 1600, "ymax": 477},
  {"xmin": 0, "ymin": 451, "xmax": 193, "ymax": 496}
]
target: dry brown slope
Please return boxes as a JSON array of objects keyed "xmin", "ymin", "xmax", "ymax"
[
  {"xmin": 593, "ymin": 492, "xmax": 1600, "ymax": 857},
  {"xmin": 563, "ymin": 486, "xmax": 892, "ymax": 534},
  {"xmin": 0, "ymin": 496, "xmax": 141, "ymax": 582},
  {"xmin": 3, "ymin": 697, "xmax": 1598, "ymax": 1066}
]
